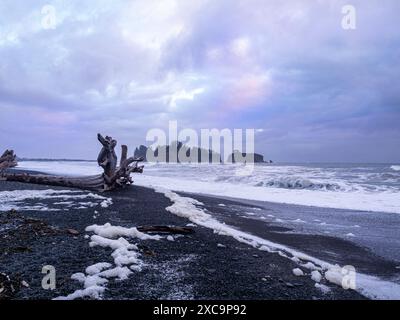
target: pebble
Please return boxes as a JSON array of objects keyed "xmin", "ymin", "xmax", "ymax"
[{"xmin": 66, "ymin": 229, "xmax": 80, "ymax": 235}]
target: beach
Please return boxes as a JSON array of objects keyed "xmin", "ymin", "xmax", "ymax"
[
  {"xmin": 1, "ymin": 0, "xmax": 399, "ymax": 307},
  {"xmin": 1, "ymin": 173, "xmax": 388, "ymax": 300}
]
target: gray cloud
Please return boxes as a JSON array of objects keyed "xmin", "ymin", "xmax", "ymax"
[{"xmin": 0, "ymin": 0, "xmax": 399, "ymax": 161}]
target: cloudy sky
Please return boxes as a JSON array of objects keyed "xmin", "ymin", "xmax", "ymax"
[{"xmin": 0, "ymin": 0, "xmax": 399, "ymax": 162}]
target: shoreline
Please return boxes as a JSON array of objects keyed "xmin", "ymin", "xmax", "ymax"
[
  {"xmin": 177, "ymin": 191, "xmax": 400, "ymax": 264},
  {"xmin": 0, "ymin": 174, "xmax": 397, "ymax": 300}
]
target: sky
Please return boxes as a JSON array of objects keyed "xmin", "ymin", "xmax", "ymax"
[{"xmin": 0, "ymin": 0, "xmax": 399, "ymax": 162}]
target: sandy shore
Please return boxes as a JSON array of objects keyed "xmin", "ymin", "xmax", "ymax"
[{"xmin": 0, "ymin": 178, "xmax": 369, "ymax": 300}]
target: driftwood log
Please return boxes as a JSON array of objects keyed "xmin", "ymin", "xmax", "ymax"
[
  {"xmin": 137, "ymin": 226, "xmax": 195, "ymax": 235},
  {"xmin": 0, "ymin": 134, "xmax": 144, "ymax": 191},
  {"xmin": 0, "ymin": 150, "xmax": 17, "ymax": 171}
]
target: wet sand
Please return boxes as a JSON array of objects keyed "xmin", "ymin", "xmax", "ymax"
[{"xmin": 182, "ymin": 193, "xmax": 400, "ymax": 278}]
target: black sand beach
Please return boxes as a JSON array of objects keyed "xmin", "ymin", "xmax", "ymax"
[
  {"xmin": 0, "ymin": 174, "xmax": 375, "ymax": 300},
  {"xmin": 8, "ymin": 163, "xmax": 399, "ymax": 301}
]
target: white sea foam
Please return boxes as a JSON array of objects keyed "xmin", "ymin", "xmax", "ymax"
[
  {"xmin": 85, "ymin": 223, "xmax": 161, "ymax": 241},
  {"xmin": 292, "ymin": 268, "xmax": 304, "ymax": 276},
  {"xmin": 16, "ymin": 161, "xmax": 400, "ymax": 214},
  {"xmin": 391, "ymin": 165, "xmax": 400, "ymax": 172},
  {"xmin": 55, "ymin": 223, "xmax": 161, "ymax": 300},
  {"xmin": 0, "ymin": 189, "xmax": 112, "ymax": 212},
  {"xmin": 154, "ymin": 187, "xmax": 400, "ymax": 300},
  {"xmin": 311, "ymin": 270, "xmax": 322, "ymax": 283},
  {"xmin": 136, "ymin": 174, "xmax": 400, "ymax": 214}
]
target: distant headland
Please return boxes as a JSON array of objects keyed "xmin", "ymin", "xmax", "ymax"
[{"xmin": 134, "ymin": 142, "xmax": 272, "ymax": 164}]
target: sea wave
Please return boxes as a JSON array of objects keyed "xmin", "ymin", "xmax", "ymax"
[
  {"xmin": 215, "ymin": 175, "xmax": 345, "ymax": 191},
  {"xmin": 259, "ymin": 177, "xmax": 344, "ymax": 191},
  {"xmin": 16, "ymin": 161, "xmax": 400, "ymax": 214}
]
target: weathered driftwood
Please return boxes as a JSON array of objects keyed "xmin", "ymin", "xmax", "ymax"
[
  {"xmin": 2, "ymin": 172, "xmax": 105, "ymax": 190},
  {"xmin": 137, "ymin": 226, "xmax": 195, "ymax": 235},
  {"xmin": 0, "ymin": 134, "xmax": 144, "ymax": 191},
  {"xmin": 0, "ymin": 150, "xmax": 17, "ymax": 170},
  {"xmin": 96, "ymin": 133, "xmax": 144, "ymax": 191}
]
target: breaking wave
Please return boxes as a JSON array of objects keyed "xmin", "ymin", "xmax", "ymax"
[
  {"xmin": 257, "ymin": 177, "xmax": 344, "ymax": 191},
  {"xmin": 15, "ymin": 161, "xmax": 400, "ymax": 214},
  {"xmin": 214, "ymin": 175, "xmax": 345, "ymax": 191}
]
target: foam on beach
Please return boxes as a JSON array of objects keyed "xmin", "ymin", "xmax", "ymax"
[
  {"xmin": 150, "ymin": 186, "xmax": 400, "ymax": 300},
  {"xmin": 0, "ymin": 189, "xmax": 112, "ymax": 212},
  {"xmin": 55, "ymin": 223, "xmax": 161, "ymax": 300}
]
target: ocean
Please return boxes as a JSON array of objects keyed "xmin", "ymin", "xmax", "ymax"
[{"xmin": 17, "ymin": 161, "xmax": 400, "ymax": 214}]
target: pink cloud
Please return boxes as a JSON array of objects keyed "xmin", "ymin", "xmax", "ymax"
[
  {"xmin": 27, "ymin": 107, "xmax": 77, "ymax": 126},
  {"xmin": 223, "ymin": 73, "xmax": 272, "ymax": 110}
]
